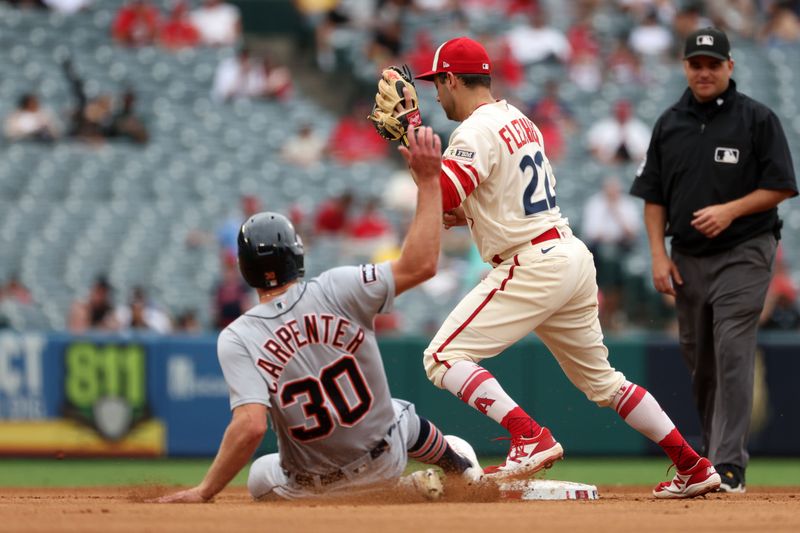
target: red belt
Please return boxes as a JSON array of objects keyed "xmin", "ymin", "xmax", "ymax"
[
  {"xmin": 491, "ymin": 227, "xmax": 560, "ymax": 265},
  {"xmin": 531, "ymin": 227, "xmax": 560, "ymax": 246}
]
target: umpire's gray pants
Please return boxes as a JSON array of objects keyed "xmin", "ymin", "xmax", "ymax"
[{"xmin": 673, "ymin": 232, "xmax": 776, "ymax": 469}]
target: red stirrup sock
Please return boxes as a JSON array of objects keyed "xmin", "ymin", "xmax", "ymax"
[{"xmin": 500, "ymin": 406, "xmax": 542, "ymax": 439}]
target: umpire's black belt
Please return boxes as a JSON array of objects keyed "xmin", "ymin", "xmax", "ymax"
[{"xmin": 291, "ymin": 438, "xmax": 391, "ymax": 488}]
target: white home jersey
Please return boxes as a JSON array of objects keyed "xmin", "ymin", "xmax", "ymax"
[{"xmin": 441, "ymin": 100, "xmax": 570, "ymax": 262}]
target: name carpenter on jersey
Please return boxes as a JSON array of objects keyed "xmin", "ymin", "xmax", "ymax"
[{"xmin": 257, "ymin": 314, "xmax": 366, "ymax": 393}]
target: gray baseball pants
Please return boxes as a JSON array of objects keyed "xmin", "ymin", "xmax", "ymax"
[{"xmin": 673, "ymin": 232, "xmax": 776, "ymax": 469}]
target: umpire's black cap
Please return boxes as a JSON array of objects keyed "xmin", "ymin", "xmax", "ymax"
[{"xmin": 683, "ymin": 27, "xmax": 731, "ymax": 61}]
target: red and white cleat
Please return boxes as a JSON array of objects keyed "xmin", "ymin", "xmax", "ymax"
[
  {"xmin": 652, "ymin": 457, "xmax": 721, "ymax": 499},
  {"xmin": 484, "ymin": 427, "xmax": 564, "ymax": 480}
]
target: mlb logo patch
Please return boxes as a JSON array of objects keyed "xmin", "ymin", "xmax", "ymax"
[
  {"xmin": 361, "ymin": 264, "xmax": 377, "ymax": 284},
  {"xmin": 697, "ymin": 35, "xmax": 714, "ymax": 46},
  {"xmin": 714, "ymin": 147, "xmax": 739, "ymax": 164},
  {"xmin": 482, "ymin": 63, "xmax": 489, "ymax": 70}
]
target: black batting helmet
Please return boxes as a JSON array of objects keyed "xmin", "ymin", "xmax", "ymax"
[{"xmin": 237, "ymin": 212, "xmax": 304, "ymax": 289}]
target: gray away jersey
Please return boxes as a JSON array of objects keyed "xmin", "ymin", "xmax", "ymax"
[{"xmin": 218, "ymin": 262, "xmax": 397, "ymax": 476}]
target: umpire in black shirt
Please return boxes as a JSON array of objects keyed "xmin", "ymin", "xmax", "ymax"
[{"xmin": 631, "ymin": 27, "xmax": 797, "ymax": 493}]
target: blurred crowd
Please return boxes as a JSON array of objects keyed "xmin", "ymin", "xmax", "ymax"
[
  {"xmin": 3, "ymin": 0, "xmax": 242, "ymax": 47},
  {"xmin": 2, "ymin": 4, "xmax": 172, "ymax": 146},
  {"xmin": 2, "ymin": 0, "xmax": 799, "ymax": 335},
  {"xmin": 298, "ymin": 0, "xmax": 800, "ymax": 77},
  {"xmin": 2, "ymin": 0, "xmax": 293, "ymax": 146},
  {"xmin": 3, "ymin": 64, "xmax": 149, "ymax": 146}
]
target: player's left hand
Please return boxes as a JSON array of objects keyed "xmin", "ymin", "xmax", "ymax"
[
  {"xmin": 691, "ymin": 204, "xmax": 734, "ymax": 238},
  {"xmin": 148, "ymin": 486, "xmax": 212, "ymax": 504}
]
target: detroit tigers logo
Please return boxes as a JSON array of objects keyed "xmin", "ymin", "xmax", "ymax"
[{"xmin": 474, "ymin": 396, "xmax": 496, "ymax": 415}]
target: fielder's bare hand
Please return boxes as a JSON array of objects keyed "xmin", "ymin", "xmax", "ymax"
[
  {"xmin": 651, "ymin": 252, "xmax": 683, "ymax": 296},
  {"xmin": 398, "ymin": 125, "xmax": 441, "ymax": 185},
  {"xmin": 691, "ymin": 203, "xmax": 734, "ymax": 238},
  {"xmin": 148, "ymin": 486, "xmax": 211, "ymax": 504},
  {"xmin": 396, "ymin": 86, "xmax": 414, "ymax": 116},
  {"xmin": 443, "ymin": 206, "xmax": 467, "ymax": 229}
]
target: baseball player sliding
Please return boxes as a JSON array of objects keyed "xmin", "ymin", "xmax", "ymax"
[
  {"xmin": 154, "ymin": 127, "xmax": 481, "ymax": 503},
  {"xmin": 368, "ymin": 37, "xmax": 720, "ymax": 499}
]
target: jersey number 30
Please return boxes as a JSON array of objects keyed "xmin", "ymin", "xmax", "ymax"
[
  {"xmin": 521, "ymin": 151, "xmax": 556, "ymax": 215},
  {"xmin": 280, "ymin": 355, "xmax": 373, "ymax": 442}
]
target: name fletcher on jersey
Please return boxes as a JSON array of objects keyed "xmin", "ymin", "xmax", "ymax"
[
  {"xmin": 257, "ymin": 314, "xmax": 367, "ymax": 393},
  {"xmin": 498, "ymin": 116, "xmax": 541, "ymax": 155}
]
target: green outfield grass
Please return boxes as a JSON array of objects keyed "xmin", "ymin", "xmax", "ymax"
[{"xmin": 1, "ymin": 457, "xmax": 798, "ymax": 488}]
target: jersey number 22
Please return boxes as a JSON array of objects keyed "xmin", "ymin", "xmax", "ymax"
[{"xmin": 521, "ymin": 151, "xmax": 556, "ymax": 215}]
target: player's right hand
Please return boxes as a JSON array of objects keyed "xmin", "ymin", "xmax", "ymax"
[
  {"xmin": 148, "ymin": 486, "xmax": 212, "ymax": 504},
  {"xmin": 443, "ymin": 206, "xmax": 467, "ymax": 229},
  {"xmin": 651, "ymin": 254, "xmax": 683, "ymax": 296},
  {"xmin": 398, "ymin": 126, "xmax": 442, "ymax": 185}
]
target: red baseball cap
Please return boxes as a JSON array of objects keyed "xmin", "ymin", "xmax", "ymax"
[{"xmin": 415, "ymin": 37, "xmax": 492, "ymax": 81}]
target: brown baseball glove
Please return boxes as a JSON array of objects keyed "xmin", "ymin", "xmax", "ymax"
[{"xmin": 367, "ymin": 65, "xmax": 422, "ymax": 147}]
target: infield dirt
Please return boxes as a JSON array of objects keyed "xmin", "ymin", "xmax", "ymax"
[{"xmin": 1, "ymin": 486, "xmax": 798, "ymax": 532}]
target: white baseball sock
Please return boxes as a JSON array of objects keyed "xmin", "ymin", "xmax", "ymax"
[
  {"xmin": 441, "ymin": 361, "xmax": 520, "ymax": 425},
  {"xmin": 611, "ymin": 381, "xmax": 700, "ymax": 470},
  {"xmin": 611, "ymin": 381, "xmax": 674, "ymax": 442}
]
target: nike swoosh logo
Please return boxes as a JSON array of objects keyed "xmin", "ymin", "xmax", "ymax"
[{"xmin": 541, "ymin": 246, "xmax": 555, "ymax": 254}]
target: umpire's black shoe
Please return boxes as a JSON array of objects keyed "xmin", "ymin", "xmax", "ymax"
[{"xmin": 715, "ymin": 463, "xmax": 746, "ymax": 493}]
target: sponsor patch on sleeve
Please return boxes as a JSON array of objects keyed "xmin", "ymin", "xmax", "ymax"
[
  {"xmin": 445, "ymin": 147, "xmax": 476, "ymax": 163},
  {"xmin": 360, "ymin": 264, "xmax": 378, "ymax": 284}
]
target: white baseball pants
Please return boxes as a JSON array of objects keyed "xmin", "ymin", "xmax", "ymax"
[{"xmin": 424, "ymin": 231, "xmax": 626, "ymax": 406}]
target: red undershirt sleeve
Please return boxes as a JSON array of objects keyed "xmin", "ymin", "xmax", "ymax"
[{"xmin": 440, "ymin": 171, "xmax": 462, "ymax": 211}]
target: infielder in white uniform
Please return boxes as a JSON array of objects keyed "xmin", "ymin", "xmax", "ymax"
[
  {"xmin": 155, "ymin": 127, "xmax": 481, "ymax": 503},
  {"xmin": 411, "ymin": 37, "xmax": 720, "ymax": 498}
]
